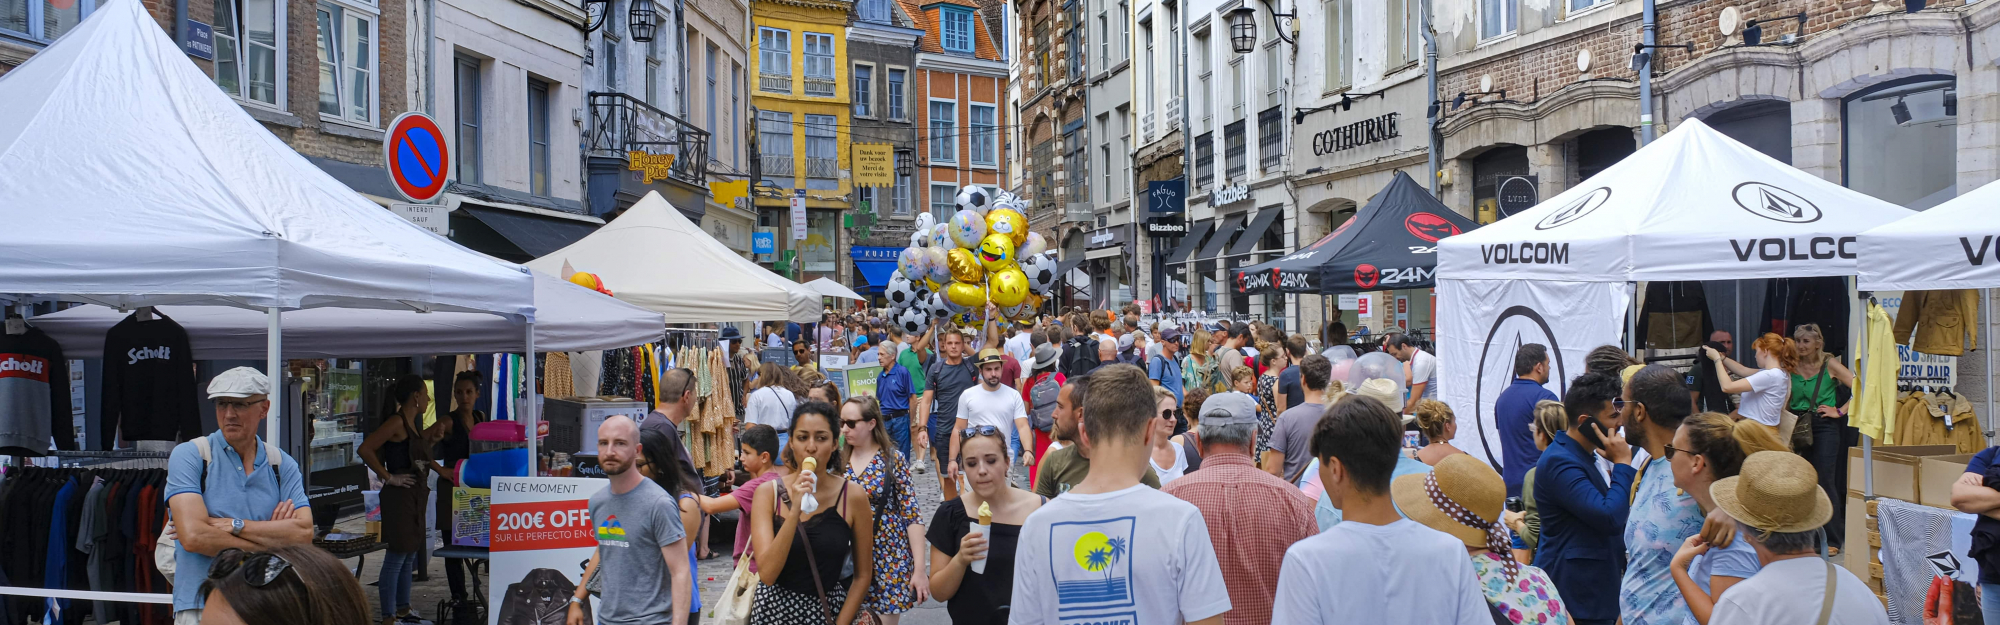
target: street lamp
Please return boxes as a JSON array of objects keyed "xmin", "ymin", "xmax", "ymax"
[
  {"xmin": 1228, "ymin": 6, "xmax": 1257, "ymax": 53},
  {"xmin": 629, "ymin": 0, "xmax": 658, "ymax": 42},
  {"xmin": 895, "ymin": 151, "xmax": 913, "ymax": 178}
]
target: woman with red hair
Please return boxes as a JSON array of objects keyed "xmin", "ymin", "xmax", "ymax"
[{"xmin": 1700, "ymin": 333, "xmax": 1803, "ymax": 446}]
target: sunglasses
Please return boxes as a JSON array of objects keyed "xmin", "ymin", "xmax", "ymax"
[
  {"xmin": 208, "ymin": 549, "xmax": 294, "ymax": 588},
  {"xmin": 1662, "ymin": 444, "xmax": 1698, "ymax": 460},
  {"xmin": 839, "ymin": 416, "xmax": 876, "ymax": 429},
  {"xmin": 1161, "ymin": 409, "xmax": 1176, "ymax": 420},
  {"xmin": 960, "ymin": 425, "xmax": 1002, "ymax": 439},
  {"xmin": 1612, "ymin": 398, "xmax": 1631, "ymax": 412}
]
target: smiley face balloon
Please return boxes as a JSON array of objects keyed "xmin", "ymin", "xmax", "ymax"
[
  {"xmin": 985, "ymin": 208, "xmax": 1028, "ymax": 247},
  {"xmin": 987, "ymin": 268, "xmax": 1030, "ymax": 307},
  {"xmin": 945, "ymin": 248, "xmax": 985, "ymax": 284},
  {"xmin": 976, "ymin": 233, "xmax": 1016, "ymax": 273}
]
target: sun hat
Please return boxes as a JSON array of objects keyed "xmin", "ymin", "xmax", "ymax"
[
  {"xmin": 1393, "ymin": 455, "xmax": 1520, "ymax": 579},
  {"xmin": 1031, "ymin": 344, "xmax": 1062, "ymax": 370},
  {"xmin": 975, "ymin": 348, "xmax": 1006, "ymax": 367},
  {"xmin": 1711, "ymin": 451, "xmax": 1832, "ymax": 535},
  {"xmin": 207, "ymin": 366, "xmax": 271, "ymax": 399},
  {"xmin": 1352, "ymin": 378, "xmax": 1400, "ymax": 407},
  {"xmin": 1196, "ymin": 392, "xmax": 1261, "ymax": 427}
]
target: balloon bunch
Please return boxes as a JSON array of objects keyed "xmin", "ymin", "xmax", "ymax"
[{"xmin": 885, "ymin": 186, "xmax": 1059, "ymax": 336}]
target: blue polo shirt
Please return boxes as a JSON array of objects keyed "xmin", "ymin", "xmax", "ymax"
[
  {"xmin": 877, "ymin": 362, "xmax": 913, "ymax": 413},
  {"xmin": 164, "ymin": 431, "xmax": 310, "ymax": 612},
  {"xmin": 1496, "ymin": 377, "xmax": 1559, "ymax": 498}
]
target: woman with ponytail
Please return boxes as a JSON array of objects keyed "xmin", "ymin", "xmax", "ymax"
[
  {"xmin": 1666, "ymin": 414, "xmax": 1790, "ymax": 624},
  {"xmin": 1701, "ymin": 333, "xmax": 1803, "ymax": 445}
]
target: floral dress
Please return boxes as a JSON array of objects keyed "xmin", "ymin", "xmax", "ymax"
[
  {"xmin": 848, "ymin": 450, "xmax": 920, "ymax": 614},
  {"xmin": 1255, "ymin": 372, "xmax": 1280, "ymax": 455},
  {"xmin": 1471, "ymin": 551, "xmax": 1570, "ymax": 625}
]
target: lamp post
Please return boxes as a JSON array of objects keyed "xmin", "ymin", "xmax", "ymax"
[{"xmin": 629, "ymin": 0, "xmax": 658, "ymax": 42}]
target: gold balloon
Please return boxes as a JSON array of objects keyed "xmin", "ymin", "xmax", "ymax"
[
  {"xmin": 945, "ymin": 281, "xmax": 988, "ymax": 309},
  {"xmin": 946, "ymin": 248, "xmax": 985, "ymax": 284},
  {"xmin": 977, "ymin": 233, "xmax": 1017, "ymax": 273},
  {"xmin": 988, "ymin": 268, "xmax": 1030, "ymax": 307},
  {"xmin": 985, "ymin": 208, "xmax": 1029, "ymax": 247}
]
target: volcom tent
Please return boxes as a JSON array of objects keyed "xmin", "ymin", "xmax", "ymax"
[
  {"xmin": 0, "ymin": 0, "xmax": 534, "ymax": 318},
  {"xmin": 526, "ymin": 191, "xmax": 819, "ymax": 323},
  {"xmin": 32, "ymin": 270, "xmax": 662, "ymax": 359},
  {"xmin": 805, "ymin": 278, "xmax": 866, "ymax": 301},
  {"xmin": 1434, "ymin": 118, "xmax": 1912, "ymax": 470},
  {"xmin": 1232, "ymin": 170, "xmax": 1476, "ymax": 294}
]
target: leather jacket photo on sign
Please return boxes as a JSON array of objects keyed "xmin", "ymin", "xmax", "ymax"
[
  {"xmin": 1893, "ymin": 289, "xmax": 1980, "ymax": 357},
  {"xmin": 496, "ymin": 567, "xmax": 585, "ymax": 625}
]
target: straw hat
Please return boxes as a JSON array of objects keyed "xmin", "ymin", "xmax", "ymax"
[
  {"xmin": 1393, "ymin": 454, "xmax": 1506, "ymax": 548},
  {"xmin": 1353, "ymin": 378, "xmax": 1399, "ymax": 407},
  {"xmin": 1712, "ymin": 451, "xmax": 1832, "ymax": 534}
]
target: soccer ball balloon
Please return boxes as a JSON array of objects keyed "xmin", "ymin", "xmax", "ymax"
[
  {"xmin": 955, "ymin": 186, "xmax": 991, "ymax": 214},
  {"xmin": 885, "ymin": 274, "xmax": 920, "ymax": 308},
  {"xmin": 926, "ymin": 292, "xmax": 955, "ymax": 320},
  {"xmin": 1019, "ymin": 252, "xmax": 1058, "ymax": 294},
  {"xmin": 895, "ymin": 305, "xmax": 930, "ymax": 335}
]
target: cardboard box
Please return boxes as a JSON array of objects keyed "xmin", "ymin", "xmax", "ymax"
[
  {"xmin": 1919, "ymin": 453, "xmax": 1977, "ymax": 508},
  {"xmin": 1842, "ymin": 493, "xmax": 1869, "ymax": 580},
  {"xmin": 1848, "ymin": 445, "xmax": 1962, "ymax": 501}
]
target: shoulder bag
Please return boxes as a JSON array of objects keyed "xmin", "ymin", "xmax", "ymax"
[
  {"xmin": 1787, "ymin": 357, "xmax": 1832, "ymax": 453},
  {"xmin": 778, "ymin": 483, "xmax": 849, "ymax": 625},
  {"xmin": 710, "ymin": 555, "xmax": 757, "ymax": 625}
]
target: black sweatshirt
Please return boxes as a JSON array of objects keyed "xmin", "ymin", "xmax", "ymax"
[
  {"xmin": 98, "ymin": 312, "xmax": 200, "ymax": 449},
  {"xmin": 0, "ymin": 325, "xmax": 74, "ymax": 454}
]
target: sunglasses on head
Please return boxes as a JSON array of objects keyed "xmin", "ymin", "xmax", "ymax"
[
  {"xmin": 960, "ymin": 425, "xmax": 1002, "ymax": 439},
  {"xmin": 208, "ymin": 549, "xmax": 294, "ymax": 588}
]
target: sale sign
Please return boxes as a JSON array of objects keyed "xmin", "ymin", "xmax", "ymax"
[{"xmin": 488, "ymin": 477, "xmax": 608, "ymax": 625}]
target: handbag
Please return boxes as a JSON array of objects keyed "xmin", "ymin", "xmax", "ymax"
[
  {"xmin": 710, "ymin": 555, "xmax": 757, "ymax": 625},
  {"xmin": 1787, "ymin": 357, "xmax": 1832, "ymax": 453}
]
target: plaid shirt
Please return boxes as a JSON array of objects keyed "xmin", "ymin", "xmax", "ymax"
[{"xmin": 1162, "ymin": 451, "xmax": 1318, "ymax": 625}]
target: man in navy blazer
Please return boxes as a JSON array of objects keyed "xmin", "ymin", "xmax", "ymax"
[{"xmin": 1531, "ymin": 372, "xmax": 1636, "ymax": 625}]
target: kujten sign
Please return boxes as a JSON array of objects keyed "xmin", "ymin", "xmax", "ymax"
[{"xmin": 1312, "ymin": 112, "xmax": 1400, "ymax": 156}]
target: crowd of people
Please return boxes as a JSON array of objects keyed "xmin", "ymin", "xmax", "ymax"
[{"xmin": 144, "ymin": 304, "xmax": 1912, "ymax": 625}]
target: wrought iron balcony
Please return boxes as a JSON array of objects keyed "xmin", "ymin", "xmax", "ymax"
[
  {"xmin": 803, "ymin": 76, "xmax": 837, "ymax": 97},
  {"xmin": 587, "ymin": 91, "xmax": 710, "ymax": 185},
  {"xmin": 805, "ymin": 156, "xmax": 840, "ymax": 179},
  {"xmin": 760, "ymin": 72, "xmax": 792, "ymax": 93},
  {"xmin": 761, "ymin": 155, "xmax": 795, "ymax": 176}
]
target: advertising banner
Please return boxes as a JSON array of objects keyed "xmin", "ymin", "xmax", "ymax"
[
  {"xmin": 853, "ymin": 143, "xmax": 895, "ymax": 187},
  {"xmin": 1437, "ymin": 278, "xmax": 1631, "ymax": 471},
  {"xmin": 488, "ymin": 477, "xmax": 609, "ymax": 625}
]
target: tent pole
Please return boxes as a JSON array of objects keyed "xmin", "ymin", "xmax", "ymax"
[
  {"xmin": 1860, "ymin": 294, "xmax": 1873, "ymax": 498},
  {"xmin": 266, "ymin": 308, "xmax": 282, "ymax": 445},
  {"xmin": 1986, "ymin": 289, "xmax": 1994, "ymax": 443},
  {"xmin": 524, "ymin": 322, "xmax": 538, "ymax": 472},
  {"xmin": 1625, "ymin": 282, "xmax": 1638, "ymax": 353}
]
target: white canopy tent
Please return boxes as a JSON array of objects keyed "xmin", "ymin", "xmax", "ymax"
[
  {"xmin": 32, "ymin": 270, "xmax": 663, "ymax": 358},
  {"xmin": 1434, "ymin": 119, "xmax": 1913, "ymax": 473},
  {"xmin": 805, "ymin": 278, "xmax": 866, "ymax": 301},
  {"xmin": 527, "ymin": 192, "xmax": 820, "ymax": 323},
  {"xmin": 0, "ymin": 0, "xmax": 537, "ymax": 465}
]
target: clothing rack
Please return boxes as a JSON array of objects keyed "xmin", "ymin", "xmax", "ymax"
[{"xmin": 49, "ymin": 449, "xmax": 170, "ymax": 469}]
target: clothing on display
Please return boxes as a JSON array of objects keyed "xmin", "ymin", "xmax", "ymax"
[
  {"xmin": 1635, "ymin": 281, "xmax": 1714, "ymax": 351},
  {"xmin": 1854, "ymin": 301, "xmax": 1900, "ymax": 443},
  {"xmin": 686, "ymin": 346, "xmax": 739, "ymax": 476},
  {"xmin": 1892, "ymin": 290, "xmax": 1980, "ymax": 357},
  {"xmin": 543, "ymin": 352, "xmax": 575, "ymax": 399},
  {"xmin": 0, "ymin": 465, "xmax": 170, "ymax": 625},
  {"xmin": 97, "ymin": 311, "xmax": 200, "ymax": 449},
  {"xmin": 1892, "ymin": 390, "xmax": 1983, "ymax": 454},
  {"xmin": 1759, "ymin": 277, "xmax": 1851, "ymax": 357},
  {"xmin": 0, "ymin": 324, "xmax": 76, "ymax": 455}
]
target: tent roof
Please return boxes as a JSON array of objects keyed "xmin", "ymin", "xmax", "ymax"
[
  {"xmin": 33, "ymin": 270, "xmax": 662, "ymax": 359},
  {"xmin": 526, "ymin": 192, "xmax": 819, "ymax": 323},
  {"xmin": 1858, "ymin": 178, "xmax": 2000, "ymax": 290},
  {"xmin": 805, "ymin": 278, "xmax": 865, "ymax": 301},
  {"xmin": 1437, "ymin": 118, "xmax": 1912, "ymax": 283},
  {"xmin": 0, "ymin": 0, "xmax": 535, "ymax": 319},
  {"xmin": 1234, "ymin": 170, "xmax": 1476, "ymax": 294}
]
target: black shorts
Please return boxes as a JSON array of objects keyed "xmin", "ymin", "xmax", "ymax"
[{"xmin": 929, "ymin": 421, "xmax": 954, "ymax": 466}]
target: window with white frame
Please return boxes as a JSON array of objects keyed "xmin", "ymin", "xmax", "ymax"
[
  {"xmin": 941, "ymin": 6, "xmax": 974, "ymax": 54},
  {"xmin": 645, "ymin": 36, "xmax": 661, "ymax": 105},
  {"xmin": 315, "ymin": 1, "xmax": 376, "ymax": 125},
  {"xmin": 454, "ymin": 55, "xmax": 481, "ymax": 183},
  {"xmin": 1325, "ymin": 0, "xmax": 1350, "ymax": 90},
  {"xmin": 759, "ymin": 110, "xmax": 794, "ymax": 179},
  {"xmin": 528, "ymin": 78, "xmax": 551, "ymax": 195},
  {"xmin": 930, "ymin": 100, "xmax": 957, "ymax": 163},
  {"xmin": 1097, "ymin": 12, "xmax": 1108, "ymax": 69},
  {"xmin": 705, "ymin": 45, "xmax": 718, "ymax": 138},
  {"xmin": 930, "ymin": 183, "xmax": 958, "ymax": 214},
  {"xmin": 887, "ymin": 68, "xmax": 907, "ymax": 119},
  {"xmin": 1140, "ymin": 19, "xmax": 1153, "ymax": 123},
  {"xmin": 758, "ymin": 27, "xmax": 790, "ymax": 93},
  {"xmin": 2, "ymin": 0, "xmax": 93, "ymax": 44},
  {"xmin": 1229, "ymin": 57, "xmax": 1244, "ymax": 119},
  {"xmin": 853, "ymin": 64, "xmax": 873, "ymax": 116},
  {"xmin": 1196, "ymin": 31, "xmax": 1211, "ymax": 132},
  {"xmin": 1117, "ymin": 0, "xmax": 1128, "ymax": 60},
  {"xmin": 803, "ymin": 32, "xmax": 836, "ymax": 96},
  {"xmin": 731, "ymin": 62, "xmax": 742, "ymax": 167},
  {"xmin": 1569, "ymin": 0, "xmax": 1603, "ymax": 13},
  {"xmin": 1387, "ymin": 0, "xmax": 1417, "ymax": 66},
  {"xmin": 1481, "ymin": 0, "xmax": 1515, "ymax": 38},
  {"xmin": 804, "ymin": 114, "xmax": 838, "ymax": 180},
  {"xmin": 1262, "ymin": 44, "xmax": 1278, "ymax": 109},
  {"xmin": 210, "ymin": 0, "xmax": 282, "ymax": 107},
  {"xmin": 894, "ymin": 151, "xmax": 913, "ymax": 214},
  {"xmin": 1117, "ymin": 107, "xmax": 1129, "ymax": 197},
  {"xmin": 970, "ymin": 104, "xmax": 997, "ymax": 166}
]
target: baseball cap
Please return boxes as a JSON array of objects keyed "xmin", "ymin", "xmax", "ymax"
[
  {"xmin": 1117, "ymin": 333, "xmax": 1136, "ymax": 351},
  {"xmin": 976, "ymin": 348, "xmax": 1006, "ymax": 367},
  {"xmin": 853, "ymin": 335, "xmax": 870, "ymax": 348},
  {"xmin": 1158, "ymin": 327, "xmax": 1183, "ymax": 344},
  {"xmin": 1197, "ymin": 392, "xmax": 1261, "ymax": 427},
  {"xmin": 208, "ymin": 366, "xmax": 271, "ymax": 399}
]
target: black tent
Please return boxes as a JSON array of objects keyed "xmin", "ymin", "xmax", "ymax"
[{"xmin": 1232, "ymin": 170, "xmax": 1478, "ymax": 295}]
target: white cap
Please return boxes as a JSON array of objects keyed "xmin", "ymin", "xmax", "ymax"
[{"xmin": 208, "ymin": 366, "xmax": 271, "ymax": 399}]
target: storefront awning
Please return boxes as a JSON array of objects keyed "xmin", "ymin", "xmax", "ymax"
[
  {"xmin": 1189, "ymin": 215, "xmax": 1244, "ymax": 262},
  {"xmin": 1228, "ymin": 209, "xmax": 1283, "ymax": 256},
  {"xmin": 855, "ymin": 261, "xmax": 901, "ymax": 291},
  {"xmin": 458, "ymin": 204, "xmax": 603, "ymax": 261},
  {"xmin": 1164, "ymin": 220, "xmax": 1214, "ymax": 264},
  {"xmin": 1055, "ymin": 258, "xmax": 1085, "ymax": 280}
]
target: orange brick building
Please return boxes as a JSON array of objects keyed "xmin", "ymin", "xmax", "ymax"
[{"xmin": 895, "ymin": 0, "xmax": 1008, "ymax": 213}]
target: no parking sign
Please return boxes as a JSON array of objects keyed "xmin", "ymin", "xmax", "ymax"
[{"xmin": 383, "ymin": 112, "xmax": 451, "ymax": 203}]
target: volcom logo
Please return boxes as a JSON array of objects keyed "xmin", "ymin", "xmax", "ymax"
[
  {"xmin": 1534, "ymin": 187, "xmax": 1611, "ymax": 230},
  {"xmin": 1732, "ymin": 182, "xmax": 1821, "ymax": 223},
  {"xmin": 127, "ymin": 346, "xmax": 171, "ymax": 365},
  {"xmin": 1729, "ymin": 237, "xmax": 1855, "ymax": 261},
  {"xmin": 1479, "ymin": 242, "xmax": 1572, "ymax": 264},
  {"xmin": 1472, "ymin": 307, "xmax": 1567, "ymax": 468}
]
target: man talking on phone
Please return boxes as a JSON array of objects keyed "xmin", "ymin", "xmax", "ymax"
[{"xmin": 1530, "ymin": 371, "xmax": 1633, "ymax": 625}]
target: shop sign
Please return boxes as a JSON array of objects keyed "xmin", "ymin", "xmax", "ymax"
[
  {"xmin": 1147, "ymin": 179, "xmax": 1186, "ymax": 213},
  {"xmin": 752, "ymin": 230, "xmax": 776, "ymax": 256},
  {"xmin": 1497, "ymin": 176, "xmax": 1538, "ymax": 218},
  {"xmin": 1880, "ymin": 294, "xmax": 1958, "ymax": 386},
  {"xmin": 182, "ymin": 20, "xmax": 214, "ymax": 60},
  {"xmin": 390, "ymin": 202, "xmax": 450, "ymax": 236},
  {"xmin": 790, "ymin": 191, "xmax": 808, "ymax": 241},
  {"xmin": 1087, "ymin": 226, "xmax": 1129, "ymax": 249},
  {"xmin": 1311, "ymin": 112, "xmax": 1400, "ymax": 156},
  {"xmin": 850, "ymin": 246, "xmax": 903, "ymax": 261},
  {"xmin": 1212, "ymin": 184, "xmax": 1250, "ymax": 206},
  {"xmin": 852, "ymin": 144, "xmax": 895, "ymax": 187},
  {"xmin": 627, "ymin": 151, "xmax": 677, "ymax": 184},
  {"xmin": 1145, "ymin": 218, "xmax": 1187, "ymax": 235}
]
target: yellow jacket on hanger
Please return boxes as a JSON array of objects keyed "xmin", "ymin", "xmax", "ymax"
[
  {"xmin": 1893, "ymin": 289, "xmax": 1979, "ymax": 356},
  {"xmin": 1854, "ymin": 302, "xmax": 1899, "ymax": 443}
]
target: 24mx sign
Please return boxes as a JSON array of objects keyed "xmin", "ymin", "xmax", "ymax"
[
  {"xmin": 1238, "ymin": 270, "xmax": 1315, "ymax": 292},
  {"xmin": 1352, "ymin": 264, "xmax": 1433, "ymax": 289}
]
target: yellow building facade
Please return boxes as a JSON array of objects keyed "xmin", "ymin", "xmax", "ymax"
[{"xmin": 750, "ymin": 0, "xmax": 855, "ymax": 282}]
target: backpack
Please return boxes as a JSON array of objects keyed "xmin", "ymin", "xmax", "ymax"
[
  {"xmin": 155, "ymin": 436, "xmax": 287, "ymax": 577},
  {"xmin": 1063, "ymin": 337, "xmax": 1098, "ymax": 378},
  {"xmin": 1027, "ymin": 373, "xmax": 1060, "ymax": 432}
]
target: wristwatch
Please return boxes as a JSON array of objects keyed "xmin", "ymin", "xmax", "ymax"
[{"xmin": 229, "ymin": 518, "xmax": 245, "ymax": 537}]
